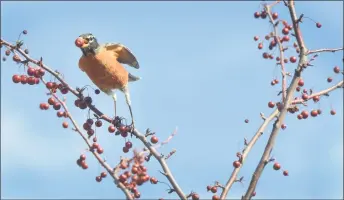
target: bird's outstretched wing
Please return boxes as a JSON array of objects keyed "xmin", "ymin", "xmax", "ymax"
[{"xmin": 103, "ymin": 43, "xmax": 140, "ymax": 69}]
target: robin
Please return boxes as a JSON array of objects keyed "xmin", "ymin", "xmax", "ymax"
[{"xmin": 75, "ymin": 33, "xmax": 140, "ymax": 130}]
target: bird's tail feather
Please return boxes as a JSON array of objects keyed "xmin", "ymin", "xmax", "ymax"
[{"xmin": 128, "ymin": 73, "xmax": 141, "ymax": 82}]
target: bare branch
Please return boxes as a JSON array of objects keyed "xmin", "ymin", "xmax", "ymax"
[
  {"xmin": 307, "ymin": 47, "xmax": 343, "ymax": 55},
  {"xmin": 219, "ymin": 109, "xmax": 279, "ymax": 199}
]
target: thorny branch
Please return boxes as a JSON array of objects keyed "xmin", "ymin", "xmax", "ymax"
[{"xmin": 1, "ymin": 39, "xmax": 186, "ymax": 200}]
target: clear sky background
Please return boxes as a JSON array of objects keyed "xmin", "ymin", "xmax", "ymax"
[{"xmin": 1, "ymin": 1, "xmax": 343, "ymax": 199}]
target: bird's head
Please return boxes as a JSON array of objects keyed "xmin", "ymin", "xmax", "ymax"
[{"xmin": 75, "ymin": 33, "xmax": 100, "ymax": 56}]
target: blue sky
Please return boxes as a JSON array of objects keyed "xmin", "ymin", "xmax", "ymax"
[{"xmin": 1, "ymin": 1, "xmax": 343, "ymax": 199}]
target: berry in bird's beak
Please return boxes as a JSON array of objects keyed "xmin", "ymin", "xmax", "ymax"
[{"xmin": 75, "ymin": 37, "xmax": 84, "ymax": 48}]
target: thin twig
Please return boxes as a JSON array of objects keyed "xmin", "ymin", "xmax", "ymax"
[
  {"xmin": 219, "ymin": 109, "xmax": 279, "ymax": 199},
  {"xmin": 307, "ymin": 47, "xmax": 343, "ymax": 55},
  {"xmin": 292, "ymin": 81, "xmax": 343, "ymax": 104},
  {"xmin": 265, "ymin": 4, "xmax": 288, "ymax": 102}
]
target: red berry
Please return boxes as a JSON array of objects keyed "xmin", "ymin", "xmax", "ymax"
[
  {"xmin": 252, "ymin": 191, "xmax": 256, "ymax": 196},
  {"xmin": 119, "ymin": 174, "xmax": 127, "ymax": 182},
  {"xmin": 12, "ymin": 75, "xmax": 21, "ymax": 83},
  {"xmin": 312, "ymin": 95, "xmax": 320, "ymax": 102},
  {"xmin": 93, "ymin": 137, "xmax": 97, "ymax": 142},
  {"xmin": 134, "ymin": 192, "xmax": 141, "ymax": 199},
  {"xmin": 119, "ymin": 125, "xmax": 127, "ymax": 133},
  {"xmin": 57, "ymin": 111, "xmax": 64, "ymax": 117},
  {"xmin": 48, "ymin": 97, "xmax": 55, "ymax": 105},
  {"xmin": 100, "ymin": 172, "xmax": 107, "ymax": 178},
  {"xmin": 272, "ymin": 12, "xmax": 278, "ymax": 20},
  {"xmin": 86, "ymin": 118, "xmax": 94, "ymax": 125},
  {"xmin": 34, "ymin": 78, "xmax": 40, "ymax": 84},
  {"xmin": 27, "ymin": 67, "xmax": 35, "ymax": 76},
  {"xmin": 233, "ymin": 160, "xmax": 241, "ymax": 168},
  {"xmin": 23, "ymin": 30, "xmax": 28, "ymax": 34},
  {"xmin": 20, "ymin": 75, "xmax": 28, "ymax": 84},
  {"xmin": 125, "ymin": 141, "xmax": 132, "ymax": 149},
  {"xmin": 245, "ymin": 119, "xmax": 249, "ymax": 123},
  {"xmin": 262, "ymin": 52, "xmax": 269, "ymax": 59},
  {"xmin": 211, "ymin": 186, "xmax": 217, "ymax": 193},
  {"xmin": 258, "ymin": 43, "xmax": 263, "ymax": 49},
  {"xmin": 38, "ymin": 68, "xmax": 45, "ymax": 76},
  {"xmin": 121, "ymin": 131, "xmax": 128, "ymax": 138},
  {"xmin": 62, "ymin": 122, "xmax": 68, "ymax": 128},
  {"xmin": 81, "ymin": 162, "xmax": 88, "ymax": 169},
  {"xmin": 311, "ymin": 110, "xmax": 318, "ymax": 117},
  {"xmin": 12, "ymin": 55, "xmax": 21, "ymax": 62},
  {"xmin": 282, "ymin": 27, "xmax": 289, "ymax": 35},
  {"xmin": 53, "ymin": 103, "xmax": 61, "ymax": 110},
  {"xmin": 290, "ymin": 56, "xmax": 297, "ymax": 63},
  {"xmin": 150, "ymin": 177, "xmax": 158, "ymax": 184},
  {"xmin": 268, "ymin": 101, "xmax": 275, "ymax": 108},
  {"xmin": 87, "ymin": 129, "xmax": 95, "ymax": 137},
  {"xmin": 298, "ymin": 79, "xmax": 304, "ymax": 87},
  {"xmin": 95, "ymin": 89, "xmax": 100, "ymax": 94},
  {"xmin": 317, "ymin": 109, "xmax": 322, "ymax": 115},
  {"xmin": 27, "ymin": 77, "xmax": 36, "ymax": 85},
  {"xmin": 95, "ymin": 120, "xmax": 102, "ymax": 127},
  {"xmin": 83, "ymin": 123, "xmax": 91, "ymax": 130},
  {"xmin": 284, "ymin": 58, "xmax": 288, "ymax": 63},
  {"xmin": 254, "ymin": 36, "xmax": 259, "ymax": 41},
  {"xmin": 192, "ymin": 193, "xmax": 200, "ymax": 200},
  {"xmin": 151, "ymin": 136, "xmax": 159, "ymax": 144},
  {"xmin": 80, "ymin": 154, "xmax": 86, "ymax": 160},
  {"xmin": 330, "ymin": 110, "xmax": 336, "ymax": 115},
  {"xmin": 46, "ymin": 82, "xmax": 54, "ymax": 89},
  {"xmin": 281, "ymin": 124, "xmax": 287, "ymax": 130},
  {"xmin": 302, "ymin": 93, "xmax": 309, "ymax": 101},
  {"xmin": 5, "ymin": 50, "xmax": 11, "ymax": 56},
  {"xmin": 297, "ymin": 114, "xmax": 303, "ymax": 120},
  {"xmin": 301, "ymin": 110, "xmax": 309, "ymax": 119},
  {"xmin": 261, "ymin": 11, "xmax": 267, "ymax": 19},
  {"xmin": 96, "ymin": 176, "xmax": 102, "ymax": 182},
  {"xmin": 254, "ymin": 12, "xmax": 261, "ymax": 18},
  {"xmin": 282, "ymin": 35, "xmax": 290, "ymax": 42},
  {"xmin": 75, "ymin": 37, "xmax": 84, "ymax": 47},
  {"xmin": 283, "ymin": 170, "xmax": 289, "ymax": 176},
  {"xmin": 316, "ymin": 22, "xmax": 322, "ymax": 28},
  {"xmin": 327, "ymin": 77, "xmax": 333, "ymax": 83},
  {"xmin": 97, "ymin": 147, "xmax": 104, "ymax": 154},
  {"xmin": 273, "ymin": 162, "xmax": 281, "ymax": 170},
  {"xmin": 123, "ymin": 146, "xmax": 129, "ymax": 153},
  {"xmin": 108, "ymin": 125, "xmax": 116, "ymax": 133},
  {"xmin": 296, "ymin": 86, "xmax": 301, "ymax": 92},
  {"xmin": 333, "ymin": 66, "xmax": 340, "ymax": 73},
  {"xmin": 92, "ymin": 142, "xmax": 99, "ymax": 149},
  {"xmin": 212, "ymin": 195, "xmax": 220, "ymax": 200}
]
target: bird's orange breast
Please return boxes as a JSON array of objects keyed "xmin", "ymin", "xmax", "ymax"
[{"xmin": 79, "ymin": 48, "xmax": 129, "ymax": 90}]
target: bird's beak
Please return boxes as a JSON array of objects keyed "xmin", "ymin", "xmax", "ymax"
[{"xmin": 75, "ymin": 37, "xmax": 89, "ymax": 48}]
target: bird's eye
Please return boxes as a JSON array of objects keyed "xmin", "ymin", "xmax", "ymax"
[{"xmin": 88, "ymin": 37, "xmax": 93, "ymax": 41}]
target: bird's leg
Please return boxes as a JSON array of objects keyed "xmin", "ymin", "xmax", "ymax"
[
  {"xmin": 121, "ymin": 86, "xmax": 135, "ymax": 134},
  {"xmin": 112, "ymin": 92, "xmax": 117, "ymax": 118}
]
